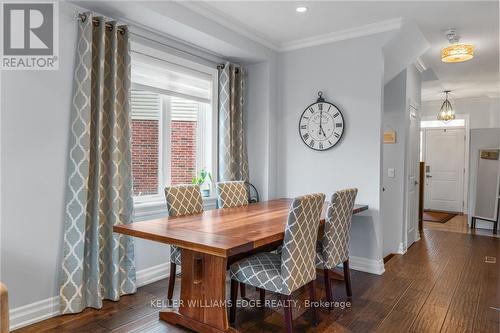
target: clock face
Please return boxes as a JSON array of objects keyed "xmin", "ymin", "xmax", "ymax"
[{"xmin": 299, "ymin": 101, "xmax": 345, "ymax": 151}]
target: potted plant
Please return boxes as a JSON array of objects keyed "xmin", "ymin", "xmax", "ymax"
[{"xmin": 192, "ymin": 169, "xmax": 213, "ymax": 197}]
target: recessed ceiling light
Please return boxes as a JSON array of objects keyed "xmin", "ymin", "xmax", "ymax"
[{"xmin": 296, "ymin": 6, "xmax": 308, "ymax": 13}]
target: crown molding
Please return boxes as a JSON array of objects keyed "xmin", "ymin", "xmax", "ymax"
[
  {"xmin": 178, "ymin": 1, "xmax": 281, "ymax": 51},
  {"xmin": 279, "ymin": 18, "xmax": 403, "ymax": 52},
  {"xmin": 178, "ymin": 2, "xmax": 403, "ymax": 53},
  {"xmin": 415, "ymin": 56, "xmax": 427, "ymax": 72}
]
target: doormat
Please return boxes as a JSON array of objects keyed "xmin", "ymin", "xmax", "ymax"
[{"xmin": 423, "ymin": 210, "xmax": 457, "ymax": 223}]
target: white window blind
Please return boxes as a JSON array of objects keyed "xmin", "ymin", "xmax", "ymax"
[
  {"xmin": 131, "ymin": 52, "xmax": 212, "ymax": 104},
  {"xmin": 171, "ymin": 97, "xmax": 199, "ymax": 122},
  {"xmin": 131, "ymin": 90, "xmax": 160, "ymax": 120}
]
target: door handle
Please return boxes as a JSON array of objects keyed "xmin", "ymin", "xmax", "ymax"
[
  {"xmin": 414, "ymin": 181, "xmax": 418, "ymax": 185},
  {"xmin": 426, "ymin": 175, "xmax": 432, "ymax": 178}
]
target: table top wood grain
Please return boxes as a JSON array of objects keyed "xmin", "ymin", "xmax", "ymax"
[{"xmin": 114, "ymin": 198, "xmax": 368, "ymax": 258}]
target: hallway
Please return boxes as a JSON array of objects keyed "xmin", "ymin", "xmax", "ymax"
[{"xmin": 424, "ymin": 214, "xmax": 500, "ymax": 239}]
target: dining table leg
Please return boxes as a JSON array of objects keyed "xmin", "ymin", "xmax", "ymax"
[{"xmin": 159, "ymin": 248, "xmax": 237, "ymax": 333}]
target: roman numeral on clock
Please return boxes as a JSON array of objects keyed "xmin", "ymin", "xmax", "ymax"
[
  {"xmin": 336, "ymin": 123, "xmax": 343, "ymax": 127},
  {"xmin": 309, "ymin": 107, "xmax": 314, "ymax": 114},
  {"xmin": 309, "ymin": 140, "xmax": 315, "ymax": 147},
  {"xmin": 300, "ymin": 125, "xmax": 307, "ymax": 130},
  {"xmin": 334, "ymin": 132, "xmax": 340, "ymax": 138},
  {"xmin": 303, "ymin": 133, "xmax": 309, "ymax": 140},
  {"xmin": 318, "ymin": 103, "xmax": 323, "ymax": 111},
  {"xmin": 333, "ymin": 112, "xmax": 340, "ymax": 118},
  {"xmin": 319, "ymin": 142, "xmax": 324, "ymax": 150}
]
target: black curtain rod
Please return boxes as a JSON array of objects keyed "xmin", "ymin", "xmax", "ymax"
[
  {"xmin": 77, "ymin": 13, "xmax": 126, "ymax": 35},
  {"xmin": 77, "ymin": 12, "xmax": 233, "ymax": 70},
  {"xmin": 217, "ymin": 64, "xmax": 241, "ymax": 73}
]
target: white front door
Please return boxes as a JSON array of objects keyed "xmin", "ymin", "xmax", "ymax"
[
  {"xmin": 406, "ymin": 107, "xmax": 419, "ymax": 246},
  {"xmin": 424, "ymin": 128, "xmax": 465, "ymax": 213}
]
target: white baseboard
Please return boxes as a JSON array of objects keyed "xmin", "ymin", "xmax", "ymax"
[
  {"xmin": 9, "ymin": 262, "xmax": 173, "ymax": 331},
  {"xmin": 10, "ymin": 296, "xmax": 60, "ymax": 331},
  {"xmin": 136, "ymin": 262, "xmax": 172, "ymax": 287},
  {"xmin": 10, "ymin": 255, "xmax": 382, "ymax": 330},
  {"xmin": 349, "ymin": 255, "xmax": 385, "ymax": 275}
]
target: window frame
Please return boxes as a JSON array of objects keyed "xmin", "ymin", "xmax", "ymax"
[{"xmin": 130, "ymin": 42, "xmax": 219, "ymax": 214}]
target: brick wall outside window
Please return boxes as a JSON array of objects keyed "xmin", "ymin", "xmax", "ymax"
[
  {"xmin": 131, "ymin": 119, "xmax": 198, "ymax": 195},
  {"xmin": 170, "ymin": 120, "xmax": 197, "ymax": 185},
  {"xmin": 131, "ymin": 119, "xmax": 159, "ymax": 196}
]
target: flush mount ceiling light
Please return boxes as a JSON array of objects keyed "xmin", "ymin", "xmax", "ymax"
[
  {"xmin": 296, "ymin": 6, "xmax": 308, "ymax": 13},
  {"xmin": 437, "ymin": 90, "xmax": 456, "ymax": 122},
  {"xmin": 441, "ymin": 29, "xmax": 474, "ymax": 63}
]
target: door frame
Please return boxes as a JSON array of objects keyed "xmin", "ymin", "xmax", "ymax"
[
  {"xmin": 404, "ymin": 103, "xmax": 420, "ymax": 251},
  {"xmin": 420, "ymin": 116, "xmax": 469, "ymax": 214}
]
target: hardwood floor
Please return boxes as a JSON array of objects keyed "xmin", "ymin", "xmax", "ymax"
[
  {"xmin": 14, "ymin": 228, "xmax": 499, "ymax": 333},
  {"xmin": 424, "ymin": 214, "xmax": 499, "ymax": 238}
]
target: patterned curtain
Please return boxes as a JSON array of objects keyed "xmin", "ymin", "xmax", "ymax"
[
  {"xmin": 59, "ymin": 14, "xmax": 136, "ymax": 314},
  {"xmin": 218, "ymin": 63, "xmax": 249, "ymax": 182}
]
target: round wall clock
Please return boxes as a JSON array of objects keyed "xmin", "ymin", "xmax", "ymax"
[{"xmin": 299, "ymin": 91, "xmax": 345, "ymax": 151}]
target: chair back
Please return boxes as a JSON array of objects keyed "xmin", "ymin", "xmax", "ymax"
[
  {"xmin": 164, "ymin": 184, "xmax": 204, "ymax": 217},
  {"xmin": 322, "ymin": 188, "xmax": 358, "ymax": 269},
  {"xmin": 216, "ymin": 181, "xmax": 249, "ymax": 208},
  {"xmin": 280, "ymin": 193, "xmax": 325, "ymax": 295}
]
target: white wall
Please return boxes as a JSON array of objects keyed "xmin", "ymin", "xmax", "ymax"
[
  {"xmin": 277, "ymin": 32, "xmax": 395, "ymax": 266},
  {"xmin": 468, "ymin": 128, "xmax": 500, "ymax": 230},
  {"xmin": 381, "ymin": 64, "xmax": 422, "ymax": 256},
  {"xmin": 381, "ymin": 71, "xmax": 407, "ymax": 256},
  {"xmin": 1, "ymin": 2, "xmax": 78, "ymax": 309},
  {"xmin": 422, "ymin": 96, "xmax": 500, "ymax": 129},
  {"xmin": 0, "ymin": 2, "xmax": 279, "ymax": 328}
]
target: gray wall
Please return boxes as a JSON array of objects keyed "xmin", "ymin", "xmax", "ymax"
[
  {"xmin": 381, "ymin": 64, "xmax": 422, "ymax": 256},
  {"xmin": 0, "ymin": 1, "xmax": 278, "ymax": 313},
  {"xmin": 1, "ymin": 3, "xmax": 78, "ymax": 308},
  {"xmin": 422, "ymin": 97, "xmax": 500, "ymax": 129},
  {"xmin": 468, "ymin": 128, "xmax": 500, "ymax": 229},
  {"xmin": 276, "ymin": 32, "xmax": 395, "ymax": 262},
  {"xmin": 381, "ymin": 70, "xmax": 407, "ymax": 255}
]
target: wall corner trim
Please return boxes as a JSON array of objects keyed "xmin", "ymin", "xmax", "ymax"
[
  {"xmin": 396, "ymin": 242, "xmax": 407, "ymax": 255},
  {"xmin": 9, "ymin": 262, "xmax": 173, "ymax": 331}
]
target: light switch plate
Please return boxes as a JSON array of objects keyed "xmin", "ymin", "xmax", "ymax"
[{"xmin": 388, "ymin": 168, "xmax": 395, "ymax": 178}]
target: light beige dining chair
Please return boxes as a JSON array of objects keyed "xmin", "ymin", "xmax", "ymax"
[
  {"xmin": 316, "ymin": 188, "xmax": 358, "ymax": 302},
  {"xmin": 164, "ymin": 184, "xmax": 204, "ymax": 301},
  {"xmin": 229, "ymin": 193, "xmax": 325, "ymax": 332}
]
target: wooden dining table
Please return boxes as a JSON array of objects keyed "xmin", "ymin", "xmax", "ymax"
[{"xmin": 114, "ymin": 198, "xmax": 368, "ymax": 333}]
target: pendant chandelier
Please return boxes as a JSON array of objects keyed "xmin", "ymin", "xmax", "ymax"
[
  {"xmin": 441, "ymin": 29, "xmax": 474, "ymax": 63},
  {"xmin": 437, "ymin": 90, "xmax": 455, "ymax": 122}
]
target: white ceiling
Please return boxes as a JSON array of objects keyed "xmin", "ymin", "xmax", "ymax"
[
  {"xmin": 186, "ymin": 1, "xmax": 499, "ymax": 101},
  {"xmin": 75, "ymin": 1, "xmax": 499, "ymax": 102}
]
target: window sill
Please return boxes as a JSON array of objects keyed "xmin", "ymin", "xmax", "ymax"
[{"xmin": 133, "ymin": 196, "xmax": 218, "ymax": 221}]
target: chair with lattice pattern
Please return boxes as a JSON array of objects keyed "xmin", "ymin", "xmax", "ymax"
[
  {"xmin": 215, "ymin": 180, "xmax": 251, "ymax": 297},
  {"xmin": 316, "ymin": 188, "xmax": 358, "ymax": 302},
  {"xmin": 215, "ymin": 181, "xmax": 249, "ymax": 208},
  {"xmin": 228, "ymin": 193, "xmax": 325, "ymax": 332},
  {"xmin": 164, "ymin": 184, "xmax": 204, "ymax": 300}
]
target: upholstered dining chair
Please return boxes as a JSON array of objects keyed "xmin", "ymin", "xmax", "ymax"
[
  {"xmin": 229, "ymin": 193, "xmax": 326, "ymax": 332},
  {"xmin": 316, "ymin": 188, "xmax": 358, "ymax": 301},
  {"xmin": 215, "ymin": 180, "xmax": 249, "ymax": 208},
  {"xmin": 0, "ymin": 282, "xmax": 8, "ymax": 333},
  {"xmin": 215, "ymin": 180, "xmax": 250, "ymax": 298},
  {"xmin": 164, "ymin": 184, "xmax": 204, "ymax": 301}
]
